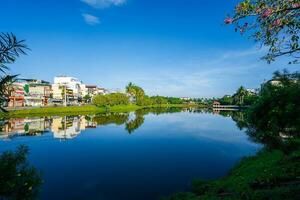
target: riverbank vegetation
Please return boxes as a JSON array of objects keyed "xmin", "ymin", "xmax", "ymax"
[
  {"xmin": 247, "ymin": 71, "xmax": 300, "ymax": 140},
  {"xmin": 93, "ymin": 82, "xmax": 186, "ymax": 107},
  {"xmin": 0, "ymin": 104, "xmax": 193, "ymax": 118},
  {"xmin": 164, "ymin": 144, "xmax": 300, "ymax": 200},
  {"xmin": 91, "ymin": 82, "xmax": 191, "ymax": 110},
  {"xmin": 218, "ymin": 86, "xmax": 258, "ymax": 106},
  {"xmin": 164, "ymin": 71, "xmax": 300, "ymax": 200},
  {"xmin": 164, "ymin": 0, "xmax": 300, "ymax": 197}
]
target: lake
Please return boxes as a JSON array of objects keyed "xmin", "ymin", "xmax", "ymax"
[{"xmin": 0, "ymin": 108, "xmax": 261, "ymax": 200}]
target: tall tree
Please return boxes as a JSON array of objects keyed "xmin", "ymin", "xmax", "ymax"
[
  {"xmin": 234, "ymin": 86, "xmax": 248, "ymax": 105},
  {"xmin": 0, "ymin": 33, "xmax": 28, "ymax": 110},
  {"xmin": 125, "ymin": 82, "xmax": 145, "ymax": 105},
  {"xmin": 225, "ymin": 0, "xmax": 300, "ymax": 63}
]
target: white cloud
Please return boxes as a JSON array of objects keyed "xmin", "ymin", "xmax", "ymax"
[
  {"xmin": 130, "ymin": 47, "xmax": 271, "ymax": 98},
  {"xmin": 81, "ymin": 0, "xmax": 126, "ymax": 8},
  {"xmin": 82, "ymin": 13, "xmax": 100, "ymax": 25}
]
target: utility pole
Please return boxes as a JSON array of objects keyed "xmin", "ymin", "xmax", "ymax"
[{"xmin": 63, "ymin": 84, "xmax": 67, "ymax": 107}]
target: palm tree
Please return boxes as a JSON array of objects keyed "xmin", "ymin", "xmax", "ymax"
[
  {"xmin": 126, "ymin": 82, "xmax": 135, "ymax": 96},
  {"xmin": 234, "ymin": 86, "xmax": 248, "ymax": 106},
  {"xmin": 0, "ymin": 33, "xmax": 28, "ymax": 110}
]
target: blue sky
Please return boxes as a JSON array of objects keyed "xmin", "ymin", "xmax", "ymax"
[{"xmin": 1, "ymin": 0, "xmax": 298, "ymax": 97}]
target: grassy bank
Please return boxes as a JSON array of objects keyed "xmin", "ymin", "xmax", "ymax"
[
  {"xmin": 0, "ymin": 104, "xmax": 195, "ymax": 118},
  {"xmin": 164, "ymin": 141, "xmax": 300, "ymax": 200}
]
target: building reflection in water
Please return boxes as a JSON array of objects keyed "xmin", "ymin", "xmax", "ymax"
[
  {"xmin": 0, "ymin": 118, "xmax": 51, "ymax": 139},
  {"xmin": 0, "ymin": 116, "xmax": 97, "ymax": 141},
  {"xmin": 0, "ymin": 107, "xmax": 230, "ymax": 140}
]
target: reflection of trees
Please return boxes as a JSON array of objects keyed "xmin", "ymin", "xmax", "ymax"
[
  {"xmin": 231, "ymin": 111, "xmax": 248, "ymax": 130},
  {"xmin": 92, "ymin": 107, "xmax": 184, "ymax": 134},
  {"xmin": 125, "ymin": 111, "xmax": 145, "ymax": 134},
  {"xmin": 124, "ymin": 107, "xmax": 184, "ymax": 134},
  {"xmin": 93, "ymin": 113, "xmax": 129, "ymax": 126},
  {"xmin": 135, "ymin": 107, "xmax": 183, "ymax": 116},
  {"xmin": 222, "ymin": 110, "xmax": 296, "ymax": 149},
  {"xmin": 0, "ymin": 145, "xmax": 42, "ymax": 200}
]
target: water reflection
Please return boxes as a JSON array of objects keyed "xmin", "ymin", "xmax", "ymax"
[
  {"xmin": 0, "ymin": 108, "xmax": 255, "ymax": 142},
  {"xmin": 0, "ymin": 107, "xmax": 191, "ymax": 140},
  {"xmin": 0, "ymin": 107, "xmax": 261, "ymax": 200}
]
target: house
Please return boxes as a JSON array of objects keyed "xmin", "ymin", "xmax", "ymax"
[
  {"xmin": 7, "ymin": 79, "xmax": 52, "ymax": 108},
  {"xmin": 7, "ymin": 82, "xmax": 26, "ymax": 108},
  {"xmin": 213, "ymin": 101, "xmax": 221, "ymax": 107},
  {"xmin": 23, "ymin": 80, "xmax": 52, "ymax": 107},
  {"xmin": 82, "ymin": 85, "xmax": 98, "ymax": 97},
  {"xmin": 246, "ymin": 88, "xmax": 260, "ymax": 95},
  {"xmin": 97, "ymin": 87, "xmax": 108, "ymax": 95},
  {"xmin": 180, "ymin": 97, "xmax": 191, "ymax": 101}
]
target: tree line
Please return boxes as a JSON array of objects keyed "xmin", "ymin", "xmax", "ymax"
[
  {"xmin": 218, "ymin": 86, "xmax": 258, "ymax": 106},
  {"xmin": 92, "ymin": 82, "xmax": 185, "ymax": 107}
]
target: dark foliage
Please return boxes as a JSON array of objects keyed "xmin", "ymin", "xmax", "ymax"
[{"xmin": 0, "ymin": 145, "xmax": 42, "ymax": 200}]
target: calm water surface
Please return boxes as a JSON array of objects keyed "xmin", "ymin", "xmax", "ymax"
[{"xmin": 0, "ymin": 108, "xmax": 261, "ymax": 200}]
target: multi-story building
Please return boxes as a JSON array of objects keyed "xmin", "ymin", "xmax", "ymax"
[
  {"xmin": 23, "ymin": 79, "xmax": 52, "ymax": 107},
  {"xmin": 82, "ymin": 85, "xmax": 108, "ymax": 97},
  {"xmin": 7, "ymin": 82, "xmax": 26, "ymax": 108},
  {"xmin": 7, "ymin": 79, "xmax": 51, "ymax": 108},
  {"xmin": 52, "ymin": 76, "xmax": 86, "ymax": 104},
  {"xmin": 82, "ymin": 85, "xmax": 97, "ymax": 97},
  {"xmin": 97, "ymin": 87, "xmax": 108, "ymax": 95},
  {"xmin": 6, "ymin": 76, "xmax": 107, "ymax": 107}
]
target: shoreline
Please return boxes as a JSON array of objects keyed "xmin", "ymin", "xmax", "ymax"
[{"xmin": 0, "ymin": 104, "xmax": 199, "ymax": 118}]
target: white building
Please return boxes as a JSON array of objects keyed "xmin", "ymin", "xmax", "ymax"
[
  {"xmin": 52, "ymin": 76, "xmax": 86, "ymax": 103},
  {"xmin": 246, "ymin": 88, "xmax": 260, "ymax": 95}
]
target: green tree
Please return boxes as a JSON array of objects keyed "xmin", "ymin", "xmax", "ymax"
[
  {"xmin": 219, "ymin": 95, "xmax": 233, "ymax": 105},
  {"xmin": 125, "ymin": 82, "xmax": 145, "ymax": 105},
  {"xmin": 151, "ymin": 96, "xmax": 168, "ymax": 105},
  {"xmin": 92, "ymin": 94, "xmax": 108, "ymax": 107},
  {"xmin": 83, "ymin": 94, "xmax": 92, "ymax": 103},
  {"xmin": 167, "ymin": 97, "xmax": 183, "ymax": 104},
  {"xmin": 248, "ymin": 70, "xmax": 300, "ymax": 137},
  {"xmin": 92, "ymin": 93, "xmax": 129, "ymax": 107},
  {"xmin": 0, "ymin": 33, "xmax": 28, "ymax": 110},
  {"xmin": 0, "ymin": 145, "xmax": 42, "ymax": 200},
  {"xmin": 225, "ymin": 0, "xmax": 300, "ymax": 63},
  {"xmin": 233, "ymin": 86, "xmax": 248, "ymax": 105}
]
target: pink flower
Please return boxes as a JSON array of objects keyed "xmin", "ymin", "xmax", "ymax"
[
  {"xmin": 292, "ymin": 3, "xmax": 300, "ymax": 8},
  {"xmin": 256, "ymin": 8, "xmax": 262, "ymax": 14},
  {"xmin": 240, "ymin": 27, "xmax": 245, "ymax": 34},
  {"xmin": 273, "ymin": 19, "xmax": 282, "ymax": 26},
  {"xmin": 224, "ymin": 17, "xmax": 233, "ymax": 24},
  {"xmin": 261, "ymin": 8, "xmax": 272, "ymax": 19}
]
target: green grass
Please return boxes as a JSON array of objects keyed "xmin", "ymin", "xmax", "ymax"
[
  {"xmin": 163, "ymin": 142, "xmax": 300, "ymax": 200},
  {"xmin": 0, "ymin": 105, "xmax": 104, "ymax": 118},
  {"xmin": 0, "ymin": 104, "xmax": 194, "ymax": 118}
]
